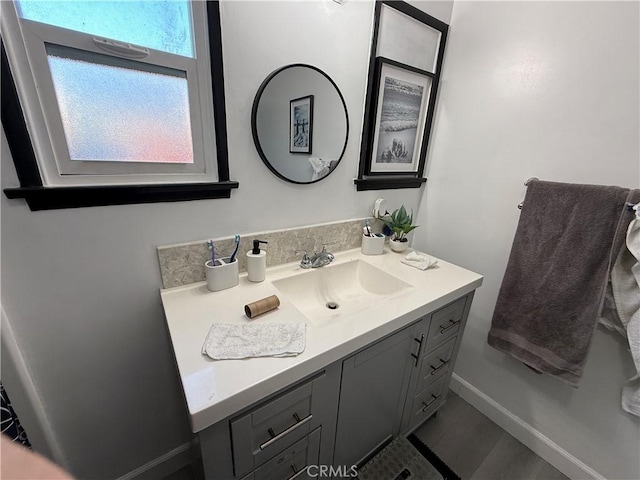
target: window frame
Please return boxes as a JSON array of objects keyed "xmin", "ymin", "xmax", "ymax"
[
  {"xmin": 1, "ymin": 1, "xmax": 237, "ymax": 211},
  {"xmin": 24, "ymin": 20, "xmax": 211, "ymax": 179}
]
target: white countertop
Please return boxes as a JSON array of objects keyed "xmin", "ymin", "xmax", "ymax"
[{"xmin": 160, "ymin": 248, "xmax": 483, "ymax": 433}]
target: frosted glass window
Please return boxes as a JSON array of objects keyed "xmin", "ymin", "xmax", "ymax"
[
  {"xmin": 47, "ymin": 47, "xmax": 194, "ymax": 164},
  {"xmin": 16, "ymin": 1, "xmax": 194, "ymax": 58}
]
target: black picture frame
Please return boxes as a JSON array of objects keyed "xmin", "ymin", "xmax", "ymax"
[
  {"xmin": 289, "ymin": 95, "xmax": 314, "ymax": 154},
  {"xmin": 355, "ymin": 0, "xmax": 448, "ymax": 191},
  {"xmin": 1, "ymin": 1, "xmax": 238, "ymax": 211},
  {"xmin": 367, "ymin": 58, "xmax": 434, "ymax": 176}
]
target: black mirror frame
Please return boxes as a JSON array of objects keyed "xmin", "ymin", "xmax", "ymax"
[
  {"xmin": 354, "ymin": 0, "xmax": 448, "ymax": 191},
  {"xmin": 251, "ymin": 63, "xmax": 349, "ymax": 185},
  {"xmin": 2, "ymin": 1, "xmax": 238, "ymax": 211}
]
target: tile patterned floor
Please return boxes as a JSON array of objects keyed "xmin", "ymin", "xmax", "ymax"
[{"xmin": 412, "ymin": 391, "xmax": 570, "ymax": 480}]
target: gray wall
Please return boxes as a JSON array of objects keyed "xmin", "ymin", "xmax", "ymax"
[
  {"xmin": 0, "ymin": 1, "xmax": 452, "ymax": 478},
  {"xmin": 415, "ymin": 2, "xmax": 640, "ymax": 479}
]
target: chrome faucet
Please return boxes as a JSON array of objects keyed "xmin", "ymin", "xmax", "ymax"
[
  {"xmin": 296, "ymin": 245, "xmax": 334, "ymax": 269},
  {"xmin": 310, "ymin": 245, "xmax": 334, "ymax": 268},
  {"xmin": 295, "ymin": 250, "xmax": 313, "ymax": 269}
]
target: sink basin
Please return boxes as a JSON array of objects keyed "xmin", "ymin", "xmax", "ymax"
[{"xmin": 272, "ymin": 259, "xmax": 412, "ymax": 325}]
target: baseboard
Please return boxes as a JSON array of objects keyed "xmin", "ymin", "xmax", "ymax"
[
  {"xmin": 116, "ymin": 440, "xmax": 196, "ymax": 480},
  {"xmin": 450, "ymin": 374, "xmax": 605, "ymax": 480}
]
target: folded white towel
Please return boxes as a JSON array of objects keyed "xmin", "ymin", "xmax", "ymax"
[
  {"xmin": 202, "ymin": 322, "xmax": 306, "ymax": 360},
  {"xmin": 401, "ymin": 251, "xmax": 438, "ymax": 270}
]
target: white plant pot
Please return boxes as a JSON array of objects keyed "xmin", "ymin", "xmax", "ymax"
[{"xmin": 389, "ymin": 239, "xmax": 409, "ymax": 253}]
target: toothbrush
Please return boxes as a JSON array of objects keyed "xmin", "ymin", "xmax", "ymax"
[
  {"xmin": 207, "ymin": 240, "xmax": 215, "ymax": 265},
  {"xmin": 365, "ymin": 219, "xmax": 372, "ymax": 236},
  {"xmin": 229, "ymin": 234, "xmax": 240, "ymax": 262}
]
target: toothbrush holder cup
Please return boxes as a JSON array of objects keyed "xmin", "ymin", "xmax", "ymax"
[
  {"xmin": 361, "ymin": 233, "xmax": 385, "ymax": 255},
  {"xmin": 205, "ymin": 256, "xmax": 239, "ymax": 292}
]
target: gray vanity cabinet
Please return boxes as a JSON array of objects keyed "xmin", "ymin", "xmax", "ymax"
[
  {"xmin": 401, "ymin": 292, "xmax": 475, "ymax": 433},
  {"xmin": 333, "ymin": 324, "xmax": 417, "ymax": 467},
  {"xmin": 196, "ymin": 292, "xmax": 475, "ymax": 479},
  {"xmin": 333, "ymin": 292, "xmax": 475, "ymax": 468},
  {"xmin": 199, "ymin": 363, "xmax": 342, "ymax": 480}
]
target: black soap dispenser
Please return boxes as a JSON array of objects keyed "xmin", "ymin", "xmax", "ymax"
[{"xmin": 246, "ymin": 240, "xmax": 268, "ymax": 282}]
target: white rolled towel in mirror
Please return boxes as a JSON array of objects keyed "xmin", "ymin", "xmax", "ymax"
[{"xmin": 309, "ymin": 157, "xmax": 332, "ymax": 181}]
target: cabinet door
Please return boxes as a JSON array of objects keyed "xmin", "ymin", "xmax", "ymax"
[{"xmin": 333, "ymin": 324, "xmax": 416, "ymax": 467}]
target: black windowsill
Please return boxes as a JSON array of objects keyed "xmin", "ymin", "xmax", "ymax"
[
  {"xmin": 354, "ymin": 177, "xmax": 427, "ymax": 191},
  {"xmin": 4, "ymin": 181, "xmax": 239, "ymax": 211}
]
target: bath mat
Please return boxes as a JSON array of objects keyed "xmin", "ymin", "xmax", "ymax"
[
  {"xmin": 407, "ymin": 434, "xmax": 460, "ymax": 480},
  {"xmin": 357, "ymin": 435, "xmax": 460, "ymax": 480}
]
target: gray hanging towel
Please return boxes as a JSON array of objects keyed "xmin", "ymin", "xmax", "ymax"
[{"xmin": 488, "ymin": 179, "xmax": 633, "ymax": 386}]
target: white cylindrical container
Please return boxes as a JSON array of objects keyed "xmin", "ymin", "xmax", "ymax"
[
  {"xmin": 205, "ymin": 257, "xmax": 239, "ymax": 292},
  {"xmin": 246, "ymin": 239, "xmax": 268, "ymax": 282},
  {"xmin": 361, "ymin": 233, "xmax": 385, "ymax": 255}
]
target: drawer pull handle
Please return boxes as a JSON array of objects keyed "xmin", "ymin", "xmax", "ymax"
[
  {"xmin": 411, "ymin": 335, "xmax": 425, "ymax": 367},
  {"xmin": 430, "ymin": 358, "xmax": 450, "ymax": 375},
  {"xmin": 439, "ymin": 319, "xmax": 460, "ymax": 334},
  {"xmin": 287, "ymin": 463, "xmax": 309, "ymax": 480},
  {"xmin": 421, "ymin": 394, "xmax": 441, "ymax": 412},
  {"xmin": 259, "ymin": 413, "xmax": 313, "ymax": 450}
]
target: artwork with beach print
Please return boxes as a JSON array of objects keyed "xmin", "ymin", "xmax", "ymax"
[{"xmin": 369, "ymin": 58, "xmax": 433, "ymax": 174}]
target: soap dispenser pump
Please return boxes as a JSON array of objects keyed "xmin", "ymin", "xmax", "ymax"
[{"xmin": 246, "ymin": 240, "xmax": 268, "ymax": 282}]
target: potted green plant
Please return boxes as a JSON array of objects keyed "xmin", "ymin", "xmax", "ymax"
[{"xmin": 378, "ymin": 205, "xmax": 419, "ymax": 253}]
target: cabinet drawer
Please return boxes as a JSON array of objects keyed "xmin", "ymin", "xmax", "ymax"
[
  {"xmin": 417, "ymin": 337, "xmax": 456, "ymax": 392},
  {"xmin": 241, "ymin": 428, "xmax": 321, "ymax": 480},
  {"xmin": 426, "ymin": 297, "xmax": 466, "ymax": 351},
  {"xmin": 232, "ymin": 378, "xmax": 318, "ymax": 477},
  {"xmin": 407, "ymin": 376, "xmax": 446, "ymax": 426}
]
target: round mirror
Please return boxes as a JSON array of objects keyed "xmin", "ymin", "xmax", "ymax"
[{"xmin": 252, "ymin": 64, "xmax": 349, "ymax": 184}]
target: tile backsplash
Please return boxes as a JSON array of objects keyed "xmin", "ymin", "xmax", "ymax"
[{"xmin": 157, "ymin": 218, "xmax": 381, "ymax": 288}]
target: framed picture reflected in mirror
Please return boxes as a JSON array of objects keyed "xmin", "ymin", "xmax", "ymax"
[{"xmin": 289, "ymin": 95, "xmax": 314, "ymax": 154}]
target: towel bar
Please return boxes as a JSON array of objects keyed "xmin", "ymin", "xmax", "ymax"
[{"xmin": 518, "ymin": 177, "xmax": 540, "ymax": 209}]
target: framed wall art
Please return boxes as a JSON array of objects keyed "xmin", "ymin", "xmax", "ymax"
[
  {"xmin": 289, "ymin": 94, "xmax": 314, "ymax": 154},
  {"xmin": 355, "ymin": 0, "xmax": 448, "ymax": 191},
  {"xmin": 368, "ymin": 58, "xmax": 433, "ymax": 175}
]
